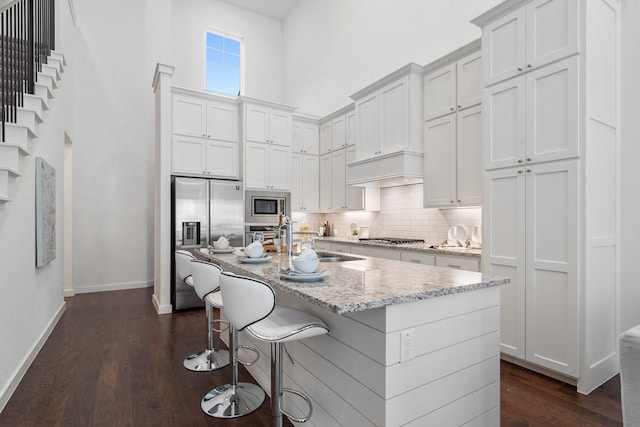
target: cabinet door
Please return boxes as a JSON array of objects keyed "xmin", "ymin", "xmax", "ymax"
[
  {"xmin": 356, "ymin": 93, "xmax": 380, "ymax": 159},
  {"xmin": 291, "ymin": 153, "xmax": 303, "ymax": 210},
  {"xmin": 244, "ymin": 142, "xmax": 269, "ymax": 189},
  {"xmin": 482, "ymin": 7, "xmax": 526, "ymax": 86},
  {"xmin": 331, "ymin": 149, "xmax": 347, "ymax": 210},
  {"xmin": 423, "ymin": 63, "xmax": 456, "ymax": 121},
  {"xmin": 319, "ymin": 153, "xmax": 332, "ymax": 211},
  {"xmin": 525, "ymin": 0, "xmax": 578, "ymax": 70},
  {"xmin": 346, "ymin": 109, "xmax": 357, "ymax": 147},
  {"xmin": 268, "ymin": 145, "xmax": 291, "ymax": 190},
  {"xmin": 457, "ymin": 51, "xmax": 482, "ymax": 110},
  {"xmin": 171, "ymin": 135, "xmax": 206, "ymax": 175},
  {"xmin": 525, "ymin": 160, "xmax": 578, "ymax": 376},
  {"xmin": 344, "ymin": 145, "xmax": 364, "ymax": 210},
  {"xmin": 302, "ymin": 123, "xmax": 319, "ymax": 155},
  {"xmin": 525, "ymin": 56, "xmax": 579, "ymax": 164},
  {"xmin": 269, "ymin": 109, "xmax": 292, "ymax": 147},
  {"xmin": 400, "ymin": 251, "xmax": 435, "ymax": 265},
  {"xmin": 380, "ymin": 76, "xmax": 409, "ymax": 153},
  {"xmin": 484, "ymin": 167, "xmax": 526, "ymax": 359},
  {"xmin": 292, "ymin": 121, "xmax": 303, "ymax": 154},
  {"xmin": 332, "ymin": 114, "xmax": 347, "ymax": 151},
  {"xmin": 351, "ymin": 245, "xmax": 401, "ymax": 261},
  {"xmin": 206, "ymin": 140, "xmax": 238, "ymax": 179},
  {"xmin": 456, "ymin": 105, "xmax": 482, "ymax": 206},
  {"xmin": 245, "ymin": 104, "xmax": 270, "ymax": 143},
  {"xmin": 319, "ymin": 121, "xmax": 333, "ymax": 154},
  {"xmin": 206, "ymin": 102, "xmax": 238, "ymax": 142},
  {"xmin": 173, "ymin": 95, "xmax": 206, "ymax": 137},
  {"xmin": 301, "ymin": 155, "xmax": 319, "ymax": 211},
  {"xmin": 423, "ymin": 114, "xmax": 456, "ymax": 207},
  {"xmin": 484, "ymin": 76, "xmax": 526, "ymax": 170}
]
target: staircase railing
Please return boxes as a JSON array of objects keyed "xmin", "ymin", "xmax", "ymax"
[{"xmin": 0, "ymin": 0, "xmax": 55, "ymax": 141}]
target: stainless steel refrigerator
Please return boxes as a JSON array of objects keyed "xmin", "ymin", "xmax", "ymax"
[{"xmin": 171, "ymin": 176, "xmax": 244, "ymax": 310}]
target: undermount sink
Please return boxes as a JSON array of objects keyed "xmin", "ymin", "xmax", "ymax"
[{"xmin": 314, "ymin": 252, "xmax": 364, "ymax": 263}]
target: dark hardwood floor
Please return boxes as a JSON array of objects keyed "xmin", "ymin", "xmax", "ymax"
[{"xmin": 0, "ymin": 287, "xmax": 623, "ymax": 426}]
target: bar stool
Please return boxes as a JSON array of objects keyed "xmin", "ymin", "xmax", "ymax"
[
  {"xmin": 183, "ymin": 259, "xmax": 230, "ymax": 372},
  {"xmin": 219, "ymin": 271, "xmax": 329, "ymax": 427},
  {"xmin": 175, "ymin": 250, "xmax": 196, "ymax": 288},
  {"xmin": 194, "ymin": 262, "xmax": 265, "ymax": 419}
]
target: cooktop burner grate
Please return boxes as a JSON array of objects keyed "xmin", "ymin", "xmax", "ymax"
[{"xmin": 358, "ymin": 237, "xmax": 425, "ymax": 245}]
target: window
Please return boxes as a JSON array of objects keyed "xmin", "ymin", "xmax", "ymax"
[{"xmin": 206, "ymin": 31, "xmax": 242, "ymax": 96}]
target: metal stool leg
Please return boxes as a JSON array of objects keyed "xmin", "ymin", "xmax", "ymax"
[
  {"xmin": 271, "ymin": 342, "xmax": 313, "ymax": 427},
  {"xmin": 201, "ymin": 325, "xmax": 265, "ymax": 418},
  {"xmin": 183, "ymin": 301, "xmax": 230, "ymax": 372}
]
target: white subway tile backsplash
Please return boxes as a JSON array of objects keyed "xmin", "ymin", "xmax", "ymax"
[{"xmin": 293, "ymin": 183, "xmax": 481, "ymax": 244}]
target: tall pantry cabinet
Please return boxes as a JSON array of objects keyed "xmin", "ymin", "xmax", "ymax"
[{"xmin": 473, "ymin": 0, "xmax": 620, "ymax": 394}]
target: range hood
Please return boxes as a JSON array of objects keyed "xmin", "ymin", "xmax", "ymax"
[{"xmin": 347, "ymin": 150, "xmax": 423, "ymax": 188}]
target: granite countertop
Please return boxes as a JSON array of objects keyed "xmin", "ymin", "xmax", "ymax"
[
  {"xmin": 315, "ymin": 236, "xmax": 482, "ymax": 259},
  {"xmin": 195, "ymin": 248, "xmax": 506, "ymax": 315}
]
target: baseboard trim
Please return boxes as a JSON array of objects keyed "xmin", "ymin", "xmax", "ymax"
[
  {"xmin": 73, "ymin": 280, "xmax": 153, "ymax": 294},
  {"xmin": 501, "ymin": 353, "xmax": 578, "ymax": 386},
  {"xmin": 0, "ymin": 301, "xmax": 66, "ymax": 412},
  {"xmin": 152, "ymin": 293, "xmax": 172, "ymax": 315}
]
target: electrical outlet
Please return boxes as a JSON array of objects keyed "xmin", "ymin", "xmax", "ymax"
[{"xmin": 400, "ymin": 329, "xmax": 414, "ymax": 362}]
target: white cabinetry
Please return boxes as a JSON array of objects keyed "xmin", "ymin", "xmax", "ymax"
[
  {"xmin": 244, "ymin": 142, "xmax": 291, "ymax": 190},
  {"xmin": 484, "ymin": 55, "xmax": 579, "ymax": 170},
  {"xmin": 241, "ymin": 97, "xmax": 296, "ymax": 190},
  {"xmin": 319, "ymin": 104, "xmax": 356, "ymax": 155},
  {"xmin": 292, "ymin": 116, "xmax": 319, "ymax": 155},
  {"xmin": 423, "ymin": 43, "xmax": 482, "ymax": 121},
  {"xmin": 171, "ymin": 91, "xmax": 239, "ymax": 178},
  {"xmin": 350, "ymin": 245, "xmax": 401, "ymax": 261},
  {"xmin": 291, "ymin": 153, "xmax": 319, "ymax": 212},
  {"xmin": 478, "ymin": 0, "xmax": 579, "ymax": 87},
  {"xmin": 423, "ymin": 42, "xmax": 483, "ymax": 208},
  {"xmin": 475, "ymin": 0, "xmax": 620, "ymax": 393},
  {"xmin": 400, "ymin": 251, "xmax": 436, "ymax": 266},
  {"xmin": 352, "ymin": 64, "xmax": 422, "ymax": 159}
]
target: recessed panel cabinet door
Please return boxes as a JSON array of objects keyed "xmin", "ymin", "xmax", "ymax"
[
  {"xmin": 206, "ymin": 140, "xmax": 238, "ymax": 179},
  {"xmin": 172, "ymin": 135, "xmax": 206, "ymax": 175},
  {"xmin": 206, "ymin": 102, "xmax": 238, "ymax": 142},
  {"xmin": 381, "ymin": 77, "xmax": 409, "ymax": 153},
  {"xmin": 482, "ymin": 7, "xmax": 526, "ymax": 86},
  {"xmin": 484, "ymin": 77, "xmax": 526, "ymax": 170},
  {"xmin": 526, "ymin": 0, "xmax": 579, "ymax": 70},
  {"xmin": 244, "ymin": 142, "xmax": 269, "ymax": 189},
  {"xmin": 526, "ymin": 56, "xmax": 579, "ymax": 163},
  {"xmin": 457, "ymin": 51, "xmax": 482, "ymax": 110},
  {"xmin": 291, "ymin": 153, "xmax": 302, "ymax": 210},
  {"xmin": 172, "ymin": 95, "xmax": 206, "ymax": 137},
  {"xmin": 331, "ymin": 149, "xmax": 346, "ymax": 210},
  {"xmin": 423, "ymin": 114, "xmax": 456, "ymax": 207},
  {"xmin": 423, "ymin": 63, "xmax": 456, "ymax": 121},
  {"xmin": 319, "ymin": 153, "xmax": 332, "ymax": 210},
  {"xmin": 302, "ymin": 155, "xmax": 319, "ymax": 211},
  {"xmin": 525, "ymin": 159, "xmax": 578, "ymax": 377},
  {"xmin": 457, "ymin": 105, "xmax": 482, "ymax": 205},
  {"xmin": 484, "ymin": 167, "xmax": 526, "ymax": 359},
  {"xmin": 345, "ymin": 145, "xmax": 364, "ymax": 210},
  {"xmin": 245, "ymin": 104, "xmax": 270, "ymax": 143},
  {"xmin": 269, "ymin": 109, "xmax": 292, "ymax": 147},
  {"xmin": 356, "ymin": 93, "xmax": 380, "ymax": 159},
  {"xmin": 268, "ymin": 145, "xmax": 291, "ymax": 190}
]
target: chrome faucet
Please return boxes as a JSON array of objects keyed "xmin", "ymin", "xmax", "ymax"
[{"xmin": 279, "ymin": 216, "xmax": 320, "ymax": 271}]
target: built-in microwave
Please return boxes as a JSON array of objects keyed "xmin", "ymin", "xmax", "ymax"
[{"xmin": 244, "ymin": 190, "xmax": 291, "ymax": 224}]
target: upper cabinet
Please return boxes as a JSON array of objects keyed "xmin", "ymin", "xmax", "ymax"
[
  {"xmin": 476, "ymin": 0, "xmax": 579, "ymax": 87},
  {"xmin": 292, "ymin": 115, "xmax": 320, "ymax": 155},
  {"xmin": 243, "ymin": 99, "xmax": 294, "ymax": 147},
  {"xmin": 318, "ymin": 104, "xmax": 356, "ymax": 155},
  {"xmin": 423, "ymin": 43, "xmax": 482, "ymax": 121},
  {"xmin": 241, "ymin": 97, "xmax": 296, "ymax": 190},
  {"xmin": 171, "ymin": 90, "xmax": 240, "ymax": 179},
  {"xmin": 351, "ymin": 64, "xmax": 423, "ymax": 161}
]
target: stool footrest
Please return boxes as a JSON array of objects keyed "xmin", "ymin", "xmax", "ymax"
[
  {"xmin": 281, "ymin": 387, "xmax": 313, "ymax": 423},
  {"xmin": 236, "ymin": 345, "xmax": 260, "ymax": 366},
  {"xmin": 210, "ymin": 318, "xmax": 230, "ymax": 333},
  {"xmin": 183, "ymin": 348, "xmax": 230, "ymax": 372}
]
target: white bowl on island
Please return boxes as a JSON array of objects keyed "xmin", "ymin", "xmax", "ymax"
[
  {"xmin": 213, "ymin": 236, "xmax": 230, "ymax": 249},
  {"xmin": 243, "ymin": 241, "xmax": 264, "ymax": 258}
]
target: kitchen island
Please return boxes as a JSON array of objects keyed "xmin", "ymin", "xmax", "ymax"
[{"xmin": 195, "ymin": 248, "xmax": 507, "ymax": 426}]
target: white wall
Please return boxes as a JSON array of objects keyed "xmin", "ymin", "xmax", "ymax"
[
  {"xmin": 620, "ymin": 0, "xmax": 640, "ymax": 332},
  {"xmin": 282, "ymin": 0, "xmax": 504, "ymax": 116},
  {"xmin": 0, "ymin": 0, "xmax": 75, "ymax": 409},
  {"xmin": 170, "ymin": 0, "xmax": 284, "ymax": 101}
]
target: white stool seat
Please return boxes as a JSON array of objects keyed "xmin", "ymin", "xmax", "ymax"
[
  {"xmin": 247, "ymin": 305, "xmax": 328, "ymax": 343},
  {"xmin": 205, "ymin": 290, "xmax": 222, "ymax": 308},
  {"xmin": 184, "ymin": 276, "xmax": 194, "ymax": 287}
]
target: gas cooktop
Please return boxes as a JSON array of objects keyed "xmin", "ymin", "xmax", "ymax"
[{"xmin": 358, "ymin": 237, "xmax": 425, "ymax": 245}]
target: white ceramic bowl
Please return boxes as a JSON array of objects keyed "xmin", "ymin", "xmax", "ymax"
[
  {"xmin": 213, "ymin": 240, "xmax": 229, "ymax": 249},
  {"xmin": 243, "ymin": 243, "xmax": 264, "ymax": 258},
  {"xmin": 292, "ymin": 257, "xmax": 319, "ymax": 274}
]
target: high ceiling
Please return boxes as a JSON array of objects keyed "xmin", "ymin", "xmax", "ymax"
[{"xmin": 220, "ymin": 0, "xmax": 299, "ymax": 21}]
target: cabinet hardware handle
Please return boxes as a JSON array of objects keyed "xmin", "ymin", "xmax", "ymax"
[
  {"xmin": 207, "ymin": 135, "xmax": 210, "ymax": 138},
  {"xmin": 450, "ymin": 200, "xmax": 454, "ymax": 203},
  {"xmin": 518, "ymin": 67, "xmax": 523, "ymax": 71},
  {"xmin": 518, "ymin": 159, "xmax": 523, "ymax": 163},
  {"xmin": 526, "ymin": 169, "xmax": 532, "ymax": 173},
  {"xmin": 457, "ymin": 200, "xmax": 461, "ymax": 203},
  {"xmin": 526, "ymin": 158, "xmax": 531, "ymax": 161},
  {"xmin": 457, "ymin": 105, "xmax": 461, "ymax": 109},
  {"xmin": 447, "ymin": 265, "xmax": 461, "ymax": 269},
  {"xmin": 408, "ymin": 260, "xmax": 421, "ymax": 263},
  {"xmin": 527, "ymin": 64, "xmax": 532, "ymax": 68},
  {"xmin": 450, "ymin": 107, "xmax": 455, "ymax": 111},
  {"xmin": 518, "ymin": 170, "xmax": 523, "ymax": 174}
]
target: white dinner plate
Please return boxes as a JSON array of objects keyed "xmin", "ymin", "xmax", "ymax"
[
  {"xmin": 280, "ymin": 269, "xmax": 330, "ymax": 282},
  {"xmin": 208, "ymin": 246, "xmax": 236, "ymax": 254},
  {"xmin": 447, "ymin": 225, "xmax": 467, "ymax": 245},
  {"xmin": 236, "ymin": 255, "xmax": 272, "ymax": 264}
]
